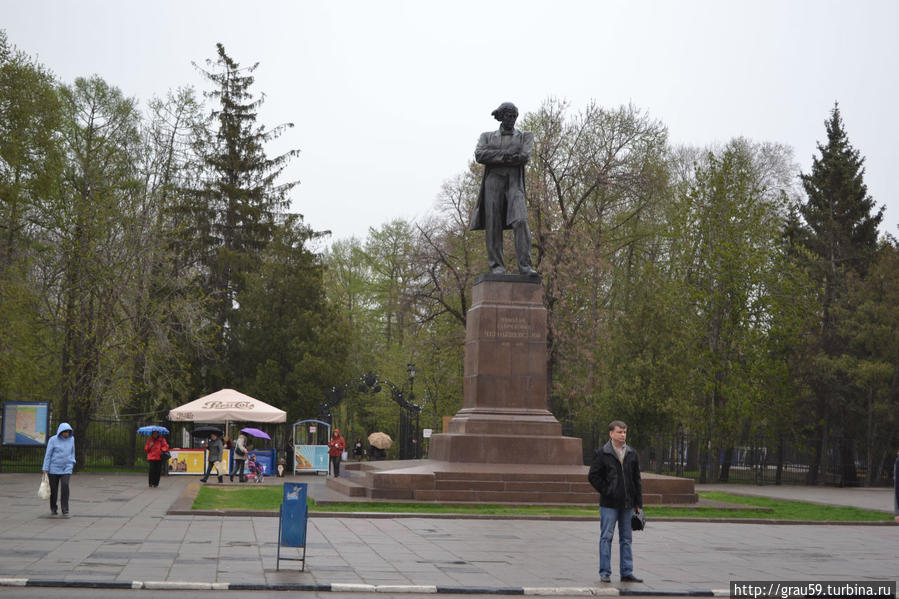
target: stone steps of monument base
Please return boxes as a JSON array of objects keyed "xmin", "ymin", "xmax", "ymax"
[
  {"xmin": 365, "ymin": 488, "xmax": 698, "ymax": 505},
  {"xmin": 329, "ymin": 477, "xmax": 697, "ymax": 505},
  {"xmin": 651, "ymin": 493, "xmax": 699, "ymax": 504},
  {"xmin": 433, "ymin": 471, "xmax": 589, "ymax": 483},
  {"xmin": 326, "ymin": 475, "xmax": 368, "ymax": 497},
  {"xmin": 434, "ymin": 479, "xmax": 595, "ymax": 494},
  {"xmin": 411, "ymin": 489, "xmax": 599, "ymax": 504}
]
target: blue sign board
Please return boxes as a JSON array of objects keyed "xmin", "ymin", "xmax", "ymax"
[{"xmin": 277, "ymin": 482, "xmax": 308, "ymax": 571}]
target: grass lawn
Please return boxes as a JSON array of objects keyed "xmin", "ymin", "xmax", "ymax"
[{"xmin": 191, "ymin": 487, "xmax": 893, "ymax": 521}]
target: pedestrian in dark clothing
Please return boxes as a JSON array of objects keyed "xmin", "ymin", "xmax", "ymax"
[
  {"xmin": 144, "ymin": 430, "xmax": 169, "ymax": 488},
  {"xmin": 353, "ymin": 437, "xmax": 365, "ymax": 461},
  {"xmin": 588, "ymin": 420, "xmax": 643, "ymax": 584},
  {"xmin": 200, "ymin": 433, "xmax": 224, "ymax": 483}
]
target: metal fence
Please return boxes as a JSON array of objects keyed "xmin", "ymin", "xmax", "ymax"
[
  {"xmin": 564, "ymin": 423, "xmax": 897, "ymax": 487},
  {"xmin": 0, "ymin": 418, "xmax": 288, "ymax": 474},
  {"xmin": 2, "ymin": 419, "xmax": 157, "ymax": 473},
  {"xmin": 5, "ymin": 415, "xmax": 896, "ymax": 488}
]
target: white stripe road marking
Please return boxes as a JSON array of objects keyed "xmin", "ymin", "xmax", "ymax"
[
  {"xmin": 142, "ymin": 581, "xmax": 220, "ymax": 590},
  {"xmin": 524, "ymin": 588, "xmax": 619, "ymax": 596},
  {"xmin": 331, "ymin": 583, "xmax": 378, "ymax": 592}
]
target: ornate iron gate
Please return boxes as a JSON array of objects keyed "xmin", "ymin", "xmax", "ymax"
[{"xmin": 318, "ymin": 372, "xmax": 422, "ymax": 459}]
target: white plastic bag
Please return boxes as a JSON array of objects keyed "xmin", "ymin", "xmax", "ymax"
[
  {"xmin": 38, "ymin": 473, "xmax": 50, "ymax": 500},
  {"xmin": 341, "ymin": 450, "xmax": 348, "ymax": 461}
]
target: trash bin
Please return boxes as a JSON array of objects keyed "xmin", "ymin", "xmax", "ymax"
[{"xmin": 276, "ymin": 482, "xmax": 308, "ymax": 571}]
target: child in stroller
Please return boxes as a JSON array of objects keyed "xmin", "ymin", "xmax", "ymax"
[{"xmin": 246, "ymin": 453, "xmax": 265, "ymax": 483}]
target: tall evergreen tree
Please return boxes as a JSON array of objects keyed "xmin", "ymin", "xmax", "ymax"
[
  {"xmin": 799, "ymin": 103, "xmax": 883, "ymax": 336},
  {"xmin": 190, "ymin": 43, "xmax": 300, "ymax": 389},
  {"xmin": 235, "ymin": 214, "xmax": 349, "ymax": 422},
  {"xmin": 797, "ymin": 103, "xmax": 884, "ymax": 484}
]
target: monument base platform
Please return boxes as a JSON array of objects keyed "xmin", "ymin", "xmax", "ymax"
[
  {"xmin": 428, "ymin": 431, "xmax": 584, "ymax": 465},
  {"xmin": 326, "ymin": 460, "xmax": 698, "ymax": 505}
]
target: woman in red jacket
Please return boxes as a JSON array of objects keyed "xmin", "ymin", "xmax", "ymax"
[
  {"xmin": 328, "ymin": 429, "xmax": 346, "ymax": 477},
  {"xmin": 144, "ymin": 430, "xmax": 169, "ymax": 488}
]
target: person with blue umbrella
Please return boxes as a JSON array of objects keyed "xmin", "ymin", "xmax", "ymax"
[{"xmin": 140, "ymin": 426, "xmax": 170, "ymax": 488}]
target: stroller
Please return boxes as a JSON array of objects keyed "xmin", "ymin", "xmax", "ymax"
[{"xmin": 246, "ymin": 454, "xmax": 265, "ymax": 484}]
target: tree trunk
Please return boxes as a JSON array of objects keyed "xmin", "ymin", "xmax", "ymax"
[
  {"xmin": 775, "ymin": 436, "xmax": 784, "ymax": 486},
  {"xmin": 720, "ymin": 446, "xmax": 732, "ymax": 482}
]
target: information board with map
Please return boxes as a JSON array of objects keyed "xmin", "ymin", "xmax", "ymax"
[{"xmin": 2, "ymin": 402, "xmax": 50, "ymax": 446}]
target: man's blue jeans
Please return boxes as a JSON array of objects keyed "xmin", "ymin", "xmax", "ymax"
[{"xmin": 599, "ymin": 506, "xmax": 634, "ymax": 576}]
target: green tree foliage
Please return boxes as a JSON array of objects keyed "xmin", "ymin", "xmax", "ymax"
[
  {"xmin": 664, "ymin": 140, "xmax": 802, "ymax": 481},
  {"xmin": 416, "ymin": 167, "xmax": 482, "ymax": 327},
  {"xmin": 0, "ymin": 31, "xmax": 63, "ymax": 265},
  {"xmin": 413, "ymin": 169, "xmax": 484, "ymax": 427},
  {"xmin": 322, "ymin": 237, "xmax": 378, "ymax": 367},
  {"xmin": 836, "ymin": 242, "xmax": 899, "ymax": 484},
  {"xmin": 796, "ymin": 103, "xmax": 885, "ymax": 484},
  {"xmin": 523, "ymin": 99, "xmax": 669, "ymax": 419},
  {"xmin": 799, "ymin": 104, "xmax": 883, "ymax": 282},
  {"xmin": 189, "ymin": 43, "xmax": 300, "ymax": 389},
  {"xmin": 50, "ymin": 75, "xmax": 144, "ymax": 454},
  {"xmin": 349, "ymin": 221, "xmax": 423, "ymax": 435},
  {"xmin": 180, "ymin": 43, "xmax": 349, "ymax": 428},
  {"xmin": 0, "ymin": 31, "xmax": 64, "ymax": 403},
  {"xmin": 0, "ymin": 34, "xmax": 345, "ymax": 463},
  {"xmin": 235, "ymin": 215, "xmax": 349, "ymax": 421},
  {"xmin": 322, "ymin": 217, "xmax": 465, "ymax": 440},
  {"xmin": 364, "ymin": 219, "xmax": 419, "ymax": 348},
  {"xmin": 121, "ymin": 87, "xmax": 216, "ymax": 423}
]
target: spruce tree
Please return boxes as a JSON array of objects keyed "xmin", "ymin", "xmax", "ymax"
[
  {"xmin": 797, "ymin": 103, "xmax": 884, "ymax": 484},
  {"xmin": 800, "ymin": 103, "xmax": 882, "ymax": 300},
  {"xmin": 191, "ymin": 43, "xmax": 300, "ymax": 388}
]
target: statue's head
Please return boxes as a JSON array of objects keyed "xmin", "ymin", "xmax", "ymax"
[{"xmin": 492, "ymin": 102, "xmax": 518, "ymax": 129}]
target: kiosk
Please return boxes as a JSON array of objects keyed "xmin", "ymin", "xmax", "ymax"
[{"xmin": 292, "ymin": 419, "xmax": 330, "ymax": 474}]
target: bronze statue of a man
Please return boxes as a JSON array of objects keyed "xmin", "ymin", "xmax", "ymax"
[{"xmin": 469, "ymin": 102, "xmax": 538, "ymax": 276}]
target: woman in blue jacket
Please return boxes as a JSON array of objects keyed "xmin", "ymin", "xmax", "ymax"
[{"xmin": 42, "ymin": 422, "xmax": 76, "ymax": 516}]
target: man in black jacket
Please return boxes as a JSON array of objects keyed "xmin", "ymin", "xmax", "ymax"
[{"xmin": 588, "ymin": 420, "xmax": 643, "ymax": 583}]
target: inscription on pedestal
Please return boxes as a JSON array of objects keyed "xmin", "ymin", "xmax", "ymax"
[{"xmin": 484, "ymin": 315, "xmax": 542, "ymax": 340}]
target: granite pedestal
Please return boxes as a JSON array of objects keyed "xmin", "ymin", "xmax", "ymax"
[{"xmin": 330, "ymin": 275, "xmax": 696, "ymax": 504}]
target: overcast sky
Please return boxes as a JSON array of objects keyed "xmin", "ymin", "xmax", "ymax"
[{"xmin": 4, "ymin": 0, "xmax": 898, "ymax": 243}]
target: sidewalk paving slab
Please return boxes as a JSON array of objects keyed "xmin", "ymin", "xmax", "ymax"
[{"xmin": 0, "ymin": 472, "xmax": 896, "ymax": 595}]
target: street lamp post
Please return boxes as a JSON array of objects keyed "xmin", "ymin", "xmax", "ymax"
[{"xmin": 406, "ymin": 363, "xmax": 419, "ymax": 458}]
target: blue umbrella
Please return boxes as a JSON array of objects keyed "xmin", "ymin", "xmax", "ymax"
[{"xmin": 137, "ymin": 425, "xmax": 170, "ymax": 435}]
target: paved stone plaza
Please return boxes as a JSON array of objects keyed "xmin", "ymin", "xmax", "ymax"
[{"xmin": 0, "ymin": 472, "xmax": 896, "ymax": 593}]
